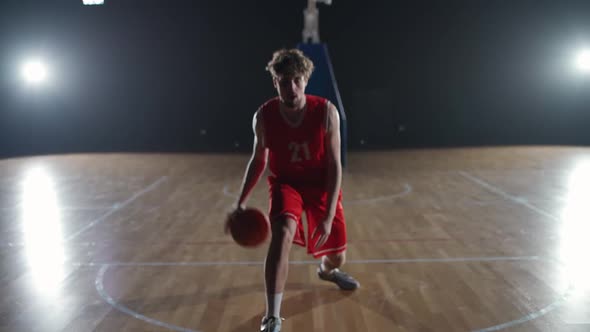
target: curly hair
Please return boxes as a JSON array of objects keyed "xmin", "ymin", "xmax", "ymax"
[{"xmin": 265, "ymin": 49, "xmax": 315, "ymax": 80}]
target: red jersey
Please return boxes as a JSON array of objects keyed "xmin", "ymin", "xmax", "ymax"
[{"xmin": 260, "ymin": 95, "xmax": 329, "ymax": 186}]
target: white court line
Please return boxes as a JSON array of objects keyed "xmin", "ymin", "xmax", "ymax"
[
  {"xmin": 458, "ymin": 171, "xmax": 559, "ymax": 222},
  {"xmin": 458, "ymin": 171, "xmax": 574, "ymax": 330},
  {"xmin": 473, "ymin": 284, "xmax": 573, "ymax": 332},
  {"xmin": 222, "ymin": 183, "xmax": 412, "ymax": 204},
  {"xmin": 92, "ymin": 256, "xmax": 572, "ymax": 332},
  {"xmin": 65, "ymin": 176, "xmax": 167, "ymax": 241},
  {"xmin": 79, "ymin": 255, "xmax": 540, "ymax": 267},
  {"xmin": 344, "ymin": 183, "xmax": 412, "ymax": 205},
  {"xmin": 0, "ymin": 241, "xmax": 109, "ymax": 248},
  {"xmin": 58, "ymin": 206, "xmax": 119, "ymax": 211},
  {"xmin": 0, "ymin": 205, "xmax": 116, "ymax": 211},
  {"xmin": 92, "ymin": 173, "xmax": 570, "ymax": 332},
  {"xmin": 96, "ymin": 265, "xmax": 199, "ymax": 332}
]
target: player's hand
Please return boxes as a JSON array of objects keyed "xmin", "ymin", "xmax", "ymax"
[
  {"xmin": 311, "ymin": 216, "xmax": 334, "ymax": 250},
  {"xmin": 225, "ymin": 205, "xmax": 245, "ymax": 234}
]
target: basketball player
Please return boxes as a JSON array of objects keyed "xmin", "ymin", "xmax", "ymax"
[{"xmin": 227, "ymin": 49, "xmax": 359, "ymax": 332}]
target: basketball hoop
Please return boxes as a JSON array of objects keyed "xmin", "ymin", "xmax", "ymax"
[{"xmin": 302, "ymin": 0, "xmax": 332, "ymax": 44}]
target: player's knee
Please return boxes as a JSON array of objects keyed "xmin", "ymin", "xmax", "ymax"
[
  {"xmin": 271, "ymin": 216, "xmax": 296, "ymax": 243},
  {"xmin": 326, "ymin": 251, "xmax": 346, "ymax": 267}
]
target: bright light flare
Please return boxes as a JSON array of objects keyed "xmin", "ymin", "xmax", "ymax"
[
  {"xmin": 21, "ymin": 59, "xmax": 48, "ymax": 84},
  {"xmin": 559, "ymin": 160, "xmax": 590, "ymax": 292},
  {"xmin": 21, "ymin": 166, "xmax": 66, "ymax": 295},
  {"xmin": 574, "ymin": 49, "xmax": 590, "ymax": 73}
]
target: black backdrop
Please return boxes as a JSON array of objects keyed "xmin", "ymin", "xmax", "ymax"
[{"xmin": 1, "ymin": 0, "xmax": 589, "ymax": 158}]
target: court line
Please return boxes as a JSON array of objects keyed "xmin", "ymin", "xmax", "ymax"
[
  {"xmin": 0, "ymin": 205, "xmax": 117, "ymax": 211},
  {"xmin": 458, "ymin": 171, "xmax": 559, "ymax": 222},
  {"xmin": 344, "ymin": 183, "xmax": 412, "ymax": 205},
  {"xmin": 94, "ymin": 172, "xmax": 568, "ymax": 332},
  {"xmin": 473, "ymin": 283, "xmax": 574, "ymax": 332},
  {"xmin": 96, "ymin": 265, "xmax": 199, "ymax": 332},
  {"xmin": 0, "ymin": 237, "xmax": 452, "ymax": 248},
  {"xmin": 458, "ymin": 171, "xmax": 574, "ymax": 330},
  {"xmin": 160, "ymin": 237, "xmax": 451, "ymax": 246},
  {"xmin": 64, "ymin": 176, "xmax": 168, "ymax": 241},
  {"xmin": 92, "ymin": 256, "xmax": 572, "ymax": 332},
  {"xmin": 58, "ymin": 206, "xmax": 120, "ymax": 211},
  {"xmin": 352, "ymin": 238, "xmax": 451, "ymax": 243},
  {"xmin": 80, "ymin": 255, "xmax": 540, "ymax": 267},
  {"xmin": 222, "ymin": 183, "xmax": 412, "ymax": 204}
]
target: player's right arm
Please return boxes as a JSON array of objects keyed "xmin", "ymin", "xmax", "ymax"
[{"xmin": 235, "ymin": 109, "xmax": 268, "ymax": 210}]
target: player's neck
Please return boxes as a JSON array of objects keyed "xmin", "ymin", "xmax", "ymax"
[
  {"xmin": 279, "ymin": 98, "xmax": 307, "ymax": 128},
  {"xmin": 280, "ymin": 99, "xmax": 306, "ymax": 113}
]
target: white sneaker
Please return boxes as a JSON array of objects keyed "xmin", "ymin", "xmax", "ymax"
[
  {"xmin": 317, "ymin": 266, "xmax": 360, "ymax": 290},
  {"xmin": 260, "ymin": 316, "xmax": 283, "ymax": 332}
]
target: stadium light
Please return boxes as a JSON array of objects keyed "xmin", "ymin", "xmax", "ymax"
[
  {"xmin": 574, "ymin": 49, "xmax": 590, "ymax": 73},
  {"xmin": 83, "ymin": 0, "xmax": 104, "ymax": 5},
  {"xmin": 21, "ymin": 59, "xmax": 48, "ymax": 85}
]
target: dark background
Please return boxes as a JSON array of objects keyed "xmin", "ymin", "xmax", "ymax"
[{"xmin": 1, "ymin": 0, "xmax": 589, "ymax": 158}]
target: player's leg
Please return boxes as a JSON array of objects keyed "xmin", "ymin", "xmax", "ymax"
[
  {"xmin": 317, "ymin": 252, "xmax": 360, "ymax": 291},
  {"xmin": 317, "ymin": 250, "xmax": 359, "ymax": 290},
  {"xmin": 261, "ymin": 216, "xmax": 295, "ymax": 332},
  {"xmin": 305, "ymin": 189, "xmax": 360, "ymax": 290},
  {"xmin": 261, "ymin": 183, "xmax": 305, "ymax": 332},
  {"xmin": 264, "ymin": 215, "xmax": 297, "ymax": 311},
  {"xmin": 321, "ymin": 250, "xmax": 345, "ymax": 271}
]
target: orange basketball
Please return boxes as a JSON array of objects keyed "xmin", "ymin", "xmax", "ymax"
[{"xmin": 228, "ymin": 208, "xmax": 270, "ymax": 247}]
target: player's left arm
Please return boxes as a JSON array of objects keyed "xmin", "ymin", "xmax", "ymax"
[{"xmin": 324, "ymin": 102, "xmax": 342, "ymax": 222}]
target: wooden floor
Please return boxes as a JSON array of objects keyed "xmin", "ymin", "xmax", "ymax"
[{"xmin": 1, "ymin": 146, "xmax": 590, "ymax": 332}]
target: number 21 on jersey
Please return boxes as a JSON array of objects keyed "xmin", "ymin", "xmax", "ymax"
[{"xmin": 289, "ymin": 141, "xmax": 311, "ymax": 162}]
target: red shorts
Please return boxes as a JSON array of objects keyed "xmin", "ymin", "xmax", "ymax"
[{"xmin": 268, "ymin": 181, "xmax": 347, "ymax": 258}]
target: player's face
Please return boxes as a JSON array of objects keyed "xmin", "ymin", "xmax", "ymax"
[{"xmin": 273, "ymin": 74, "xmax": 308, "ymax": 109}]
